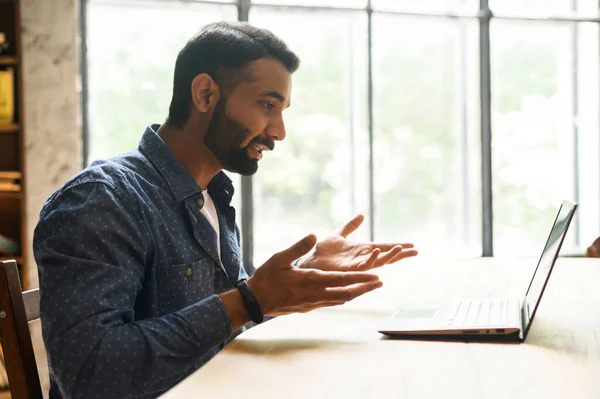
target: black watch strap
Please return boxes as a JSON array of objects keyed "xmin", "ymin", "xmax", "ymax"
[{"xmin": 235, "ymin": 279, "xmax": 264, "ymax": 324}]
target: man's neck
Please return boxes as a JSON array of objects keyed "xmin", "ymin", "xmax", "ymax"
[{"xmin": 157, "ymin": 122, "xmax": 221, "ymax": 190}]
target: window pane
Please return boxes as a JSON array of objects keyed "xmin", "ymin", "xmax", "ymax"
[
  {"xmin": 373, "ymin": 15, "xmax": 481, "ymax": 257},
  {"xmin": 249, "ymin": 8, "xmax": 369, "ymax": 266},
  {"xmin": 86, "ymin": 0, "xmax": 237, "ymax": 163},
  {"xmin": 490, "ymin": 0, "xmax": 598, "ymax": 15},
  {"xmin": 251, "ymin": 0, "xmax": 366, "ymax": 8},
  {"xmin": 491, "ymin": 21, "xmax": 598, "ymax": 255},
  {"xmin": 87, "ymin": 1, "xmax": 241, "ymax": 231},
  {"xmin": 575, "ymin": 23, "xmax": 600, "ymax": 254},
  {"xmin": 372, "ymin": 0, "xmax": 478, "ymax": 13}
]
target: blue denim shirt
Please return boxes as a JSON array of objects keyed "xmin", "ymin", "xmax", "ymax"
[{"xmin": 34, "ymin": 125, "xmax": 251, "ymax": 399}]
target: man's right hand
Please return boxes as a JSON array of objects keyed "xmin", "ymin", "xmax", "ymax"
[
  {"xmin": 587, "ymin": 237, "xmax": 600, "ymax": 258},
  {"xmin": 247, "ymin": 234, "xmax": 383, "ymax": 317}
]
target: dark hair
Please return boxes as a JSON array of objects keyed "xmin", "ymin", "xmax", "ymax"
[{"xmin": 166, "ymin": 21, "xmax": 300, "ymax": 127}]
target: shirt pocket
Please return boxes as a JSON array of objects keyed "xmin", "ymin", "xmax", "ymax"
[{"xmin": 157, "ymin": 258, "xmax": 215, "ymax": 314}]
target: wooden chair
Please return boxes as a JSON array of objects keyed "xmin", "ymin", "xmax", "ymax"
[{"xmin": 0, "ymin": 259, "xmax": 43, "ymax": 399}]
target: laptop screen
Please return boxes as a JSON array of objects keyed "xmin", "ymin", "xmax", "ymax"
[{"xmin": 522, "ymin": 200, "xmax": 577, "ymax": 333}]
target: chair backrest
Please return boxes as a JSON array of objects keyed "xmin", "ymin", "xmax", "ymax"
[{"xmin": 0, "ymin": 259, "xmax": 43, "ymax": 399}]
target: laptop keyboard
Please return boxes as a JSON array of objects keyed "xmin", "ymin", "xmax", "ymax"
[{"xmin": 443, "ymin": 299, "xmax": 509, "ymax": 327}]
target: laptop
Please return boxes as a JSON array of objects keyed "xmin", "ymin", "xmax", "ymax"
[{"xmin": 378, "ymin": 200, "xmax": 578, "ymax": 342}]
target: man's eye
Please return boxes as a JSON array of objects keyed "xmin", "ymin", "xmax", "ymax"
[{"xmin": 261, "ymin": 101, "xmax": 274, "ymax": 110}]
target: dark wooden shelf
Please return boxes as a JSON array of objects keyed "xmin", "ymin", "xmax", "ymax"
[
  {"xmin": 0, "ymin": 124, "xmax": 18, "ymax": 134},
  {"xmin": 1, "ymin": 0, "xmax": 29, "ymax": 291},
  {"xmin": 0, "ymin": 191, "xmax": 21, "ymax": 199},
  {"xmin": 0, "ymin": 255, "xmax": 22, "ymax": 264},
  {"xmin": 0, "ymin": 171, "xmax": 20, "ymax": 180},
  {"xmin": 0, "ymin": 55, "xmax": 17, "ymax": 66}
]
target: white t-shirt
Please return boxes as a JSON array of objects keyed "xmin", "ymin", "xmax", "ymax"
[{"xmin": 200, "ymin": 191, "xmax": 220, "ymax": 258}]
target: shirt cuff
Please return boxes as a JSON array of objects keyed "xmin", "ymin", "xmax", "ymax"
[{"xmin": 177, "ymin": 294, "xmax": 232, "ymax": 350}]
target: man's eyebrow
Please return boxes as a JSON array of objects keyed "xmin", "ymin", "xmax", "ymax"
[{"xmin": 260, "ymin": 91, "xmax": 291, "ymax": 108}]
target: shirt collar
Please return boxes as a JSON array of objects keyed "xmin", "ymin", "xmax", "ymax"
[{"xmin": 138, "ymin": 124, "xmax": 235, "ymax": 204}]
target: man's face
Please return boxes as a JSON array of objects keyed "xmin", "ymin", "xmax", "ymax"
[{"xmin": 204, "ymin": 58, "xmax": 292, "ymax": 175}]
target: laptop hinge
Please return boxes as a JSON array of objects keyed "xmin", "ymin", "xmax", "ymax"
[{"xmin": 519, "ymin": 299, "xmax": 530, "ymax": 341}]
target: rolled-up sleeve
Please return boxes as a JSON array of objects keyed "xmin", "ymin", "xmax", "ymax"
[{"xmin": 34, "ymin": 181, "xmax": 232, "ymax": 398}]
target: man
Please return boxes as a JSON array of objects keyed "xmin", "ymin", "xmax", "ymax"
[{"xmin": 34, "ymin": 22, "xmax": 418, "ymax": 398}]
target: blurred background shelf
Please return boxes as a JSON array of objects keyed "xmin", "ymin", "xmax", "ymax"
[
  {"xmin": 0, "ymin": 0, "xmax": 28, "ymax": 291},
  {"xmin": 0, "ymin": 124, "xmax": 18, "ymax": 134},
  {"xmin": 0, "ymin": 55, "xmax": 17, "ymax": 65},
  {"xmin": 0, "ymin": 191, "xmax": 22, "ymax": 199},
  {"xmin": 0, "ymin": 171, "xmax": 20, "ymax": 179}
]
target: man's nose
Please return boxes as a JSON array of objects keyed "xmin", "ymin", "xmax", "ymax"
[{"xmin": 267, "ymin": 116, "xmax": 286, "ymax": 141}]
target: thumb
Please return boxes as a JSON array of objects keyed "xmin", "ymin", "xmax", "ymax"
[
  {"xmin": 337, "ymin": 214, "xmax": 364, "ymax": 238},
  {"xmin": 275, "ymin": 234, "xmax": 317, "ymax": 264}
]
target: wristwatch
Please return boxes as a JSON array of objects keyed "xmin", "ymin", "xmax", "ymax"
[{"xmin": 235, "ymin": 279, "xmax": 264, "ymax": 324}]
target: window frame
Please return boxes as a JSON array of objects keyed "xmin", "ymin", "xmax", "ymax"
[{"xmin": 81, "ymin": 0, "xmax": 600, "ymax": 266}]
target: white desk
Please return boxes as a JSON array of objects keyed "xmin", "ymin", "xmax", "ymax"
[{"xmin": 162, "ymin": 258, "xmax": 600, "ymax": 399}]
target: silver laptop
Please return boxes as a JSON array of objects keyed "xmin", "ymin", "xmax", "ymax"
[{"xmin": 378, "ymin": 200, "xmax": 578, "ymax": 342}]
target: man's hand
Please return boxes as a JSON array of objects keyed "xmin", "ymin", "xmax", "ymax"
[
  {"xmin": 296, "ymin": 214, "xmax": 418, "ymax": 272},
  {"xmin": 247, "ymin": 234, "xmax": 383, "ymax": 317},
  {"xmin": 586, "ymin": 237, "xmax": 600, "ymax": 258}
]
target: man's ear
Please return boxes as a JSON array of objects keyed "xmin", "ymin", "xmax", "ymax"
[{"xmin": 191, "ymin": 73, "xmax": 221, "ymax": 113}]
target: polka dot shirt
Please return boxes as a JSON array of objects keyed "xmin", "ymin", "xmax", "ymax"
[{"xmin": 34, "ymin": 124, "xmax": 252, "ymax": 399}]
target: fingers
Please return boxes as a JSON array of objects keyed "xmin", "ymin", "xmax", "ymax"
[
  {"xmin": 279, "ymin": 282, "xmax": 382, "ymax": 315},
  {"xmin": 263, "ymin": 267, "xmax": 383, "ymax": 317},
  {"xmin": 305, "ymin": 269, "xmax": 380, "ymax": 287},
  {"xmin": 337, "ymin": 214, "xmax": 365, "ymax": 238},
  {"xmin": 382, "ymin": 248, "xmax": 419, "ymax": 265},
  {"xmin": 276, "ymin": 234, "xmax": 318, "ymax": 264},
  {"xmin": 357, "ymin": 248, "xmax": 380, "ymax": 270},
  {"xmin": 373, "ymin": 245, "xmax": 403, "ymax": 267},
  {"xmin": 353, "ymin": 246, "xmax": 418, "ymax": 271},
  {"xmin": 370, "ymin": 242, "xmax": 415, "ymax": 251}
]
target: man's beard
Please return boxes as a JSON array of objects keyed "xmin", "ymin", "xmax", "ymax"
[{"xmin": 204, "ymin": 97, "xmax": 274, "ymax": 176}]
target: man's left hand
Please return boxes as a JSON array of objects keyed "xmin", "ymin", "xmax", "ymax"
[{"xmin": 297, "ymin": 214, "xmax": 418, "ymax": 272}]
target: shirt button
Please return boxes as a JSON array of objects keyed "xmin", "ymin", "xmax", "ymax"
[
  {"xmin": 186, "ymin": 268, "xmax": 193, "ymax": 276},
  {"xmin": 215, "ymin": 267, "xmax": 222, "ymax": 272},
  {"xmin": 197, "ymin": 198, "xmax": 204, "ymax": 207}
]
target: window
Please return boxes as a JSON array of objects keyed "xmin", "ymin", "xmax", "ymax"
[
  {"xmin": 86, "ymin": 0, "xmax": 237, "ymax": 163},
  {"xmin": 372, "ymin": 15, "xmax": 481, "ymax": 256},
  {"xmin": 86, "ymin": 0, "xmax": 241, "ymax": 213},
  {"xmin": 85, "ymin": 0, "xmax": 600, "ymax": 265},
  {"xmin": 249, "ymin": 8, "xmax": 370, "ymax": 265},
  {"xmin": 491, "ymin": 19, "xmax": 600, "ymax": 255}
]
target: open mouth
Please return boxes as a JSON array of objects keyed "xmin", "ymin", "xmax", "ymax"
[
  {"xmin": 253, "ymin": 143, "xmax": 268, "ymax": 154},
  {"xmin": 248, "ymin": 143, "xmax": 269, "ymax": 160}
]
